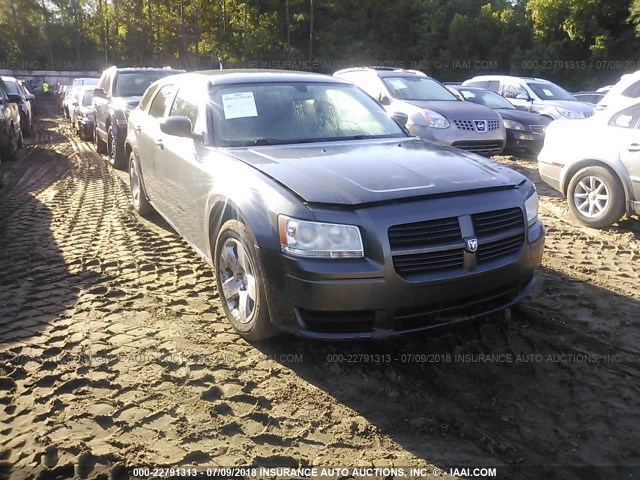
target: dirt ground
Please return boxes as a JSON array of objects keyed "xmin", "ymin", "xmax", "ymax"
[{"xmin": 0, "ymin": 97, "xmax": 639, "ymax": 480}]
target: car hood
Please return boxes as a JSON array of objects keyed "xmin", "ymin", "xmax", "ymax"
[
  {"xmin": 226, "ymin": 138, "xmax": 524, "ymax": 206},
  {"xmin": 402, "ymin": 100, "xmax": 500, "ymax": 119},
  {"xmin": 496, "ymin": 108, "xmax": 551, "ymax": 126},
  {"xmin": 540, "ymin": 100, "xmax": 594, "ymax": 113}
]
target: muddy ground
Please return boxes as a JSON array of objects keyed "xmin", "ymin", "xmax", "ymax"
[{"xmin": 0, "ymin": 97, "xmax": 638, "ymax": 480}]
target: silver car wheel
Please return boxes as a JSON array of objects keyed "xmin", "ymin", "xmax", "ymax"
[
  {"xmin": 219, "ymin": 238, "xmax": 257, "ymax": 325},
  {"xmin": 130, "ymin": 161, "xmax": 141, "ymax": 209},
  {"xmin": 573, "ymin": 175, "xmax": 609, "ymax": 218}
]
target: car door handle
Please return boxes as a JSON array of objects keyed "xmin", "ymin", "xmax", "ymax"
[
  {"xmin": 134, "ymin": 125, "xmax": 141, "ymax": 132},
  {"xmin": 628, "ymin": 143, "xmax": 640, "ymax": 152},
  {"xmin": 154, "ymin": 139, "xmax": 164, "ymax": 150}
]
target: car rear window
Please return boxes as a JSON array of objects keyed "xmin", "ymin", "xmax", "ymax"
[
  {"xmin": 381, "ymin": 76, "xmax": 457, "ymax": 101},
  {"xmin": 114, "ymin": 71, "xmax": 178, "ymax": 97}
]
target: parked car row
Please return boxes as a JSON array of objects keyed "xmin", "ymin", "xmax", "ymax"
[{"xmin": 0, "ymin": 77, "xmax": 24, "ymax": 188}]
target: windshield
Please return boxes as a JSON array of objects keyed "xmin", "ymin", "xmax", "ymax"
[
  {"xmin": 114, "ymin": 71, "xmax": 176, "ymax": 97},
  {"xmin": 3, "ymin": 80, "xmax": 20, "ymax": 95},
  {"xmin": 527, "ymin": 82, "xmax": 575, "ymax": 101},
  {"xmin": 381, "ymin": 76, "xmax": 458, "ymax": 101},
  {"xmin": 210, "ymin": 82, "xmax": 407, "ymax": 147},
  {"xmin": 457, "ymin": 88, "xmax": 516, "ymax": 109}
]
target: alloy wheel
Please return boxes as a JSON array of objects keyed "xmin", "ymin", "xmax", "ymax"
[
  {"xmin": 218, "ymin": 238, "xmax": 257, "ymax": 325},
  {"xmin": 573, "ymin": 175, "xmax": 609, "ymax": 218}
]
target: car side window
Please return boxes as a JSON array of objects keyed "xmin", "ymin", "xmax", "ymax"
[
  {"xmin": 465, "ymin": 81, "xmax": 488, "ymax": 88},
  {"xmin": 621, "ymin": 80, "xmax": 640, "ymax": 99},
  {"xmin": 357, "ymin": 74, "xmax": 388, "ymax": 102},
  {"xmin": 502, "ymin": 82, "xmax": 527, "ymax": 99},
  {"xmin": 610, "ymin": 105, "xmax": 640, "ymax": 129},
  {"xmin": 485, "ymin": 81, "xmax": 500, "ymax": 92},
  {"xmin": 148, "ymin": 85, "xmax": 175, "ymax": 119},
  {"xmin": 139, "ymin": 84, "xmax": 159, "ymax": 112},
  {"xmin": 99, "ymin": 73, "xmax": 111, "ymax": 93},
  {"xmin": 169, "ymin": 88, "xmax": 202, "ymax": 133}
]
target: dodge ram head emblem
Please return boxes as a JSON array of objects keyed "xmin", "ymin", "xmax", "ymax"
[
  {"xmin": 474, "ymin": 120, "xmax": 487, "ymax": 133},
  {"xmin": 465, "ymin": 237, "xmax": 479, "ymax": 253}
]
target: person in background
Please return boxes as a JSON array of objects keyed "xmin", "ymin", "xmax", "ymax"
[{"xmin": 42, "ymin": 82, "xmax": 49, "ymax": 94}]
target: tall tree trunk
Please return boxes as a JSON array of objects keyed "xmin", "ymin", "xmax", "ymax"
[
  {"xmin": 9, "ymin": 1, "xmax": 23, "ymax": 59},
  {"xmin": 309, "ymin": 0, "xmax": 314, "ymax": 63},
  {"xmin": 243, "ymin": 2, "xmax": 247, "ymax": 61},
  {"xmin": 194, "ymin": 2, "xmax": 201, "ymax": 68},
  {"xmin": 286, "ymin": 0, "xmax": 290, "ymax": 58},
  {"xmin": 71, "ymin": 0, "xmax": 81, "ymax": 65},
  {"xmin": 40, "ymin": 0, "xmax": 55, "ymax": 64},
  {"xmin": 147, "ymin": 0, "xmax": 155, "ymax": 60},
  {"xmin": 180, "ymin": 0, "xmax": 187, "ymax": 66}
]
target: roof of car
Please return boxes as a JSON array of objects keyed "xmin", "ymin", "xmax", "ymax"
[
  {"xmin": 103, "ymin": 66, "xmax": 185, "ymax": 74},
  {"xmin": 334, "ymin": 66, "xmax": 429, "ymax": 78},
  {"xmin": 152, "ymin": 69, "xmax": 349, "ymax": 86},
  {"xmin": 465, "ymin": 75, "xmax": 552, "ymax": 83}
]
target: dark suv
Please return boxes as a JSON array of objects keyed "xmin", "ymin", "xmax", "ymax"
[
  {"xmin": 92, "ymin": 66, "xmax": 184, "ymax": 169},
  {"xmin": 0, "ymin": 77, "xmax": 23, "ymax": 186}
]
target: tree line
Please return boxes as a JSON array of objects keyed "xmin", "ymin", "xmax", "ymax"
[{"xmin": 2, "ymin": 0, "xmax": 640, "ymax": 90}]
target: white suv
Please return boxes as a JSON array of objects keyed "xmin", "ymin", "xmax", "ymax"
[
  {"xmin": 462, "ymin": 75, "xmax": 594, "ymax": 120},
  {"xmin": 595, "ymin": 70, "xmax": 640, "ymax": 113}
]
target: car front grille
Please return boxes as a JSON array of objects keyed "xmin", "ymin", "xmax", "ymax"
[
  {"xmin": 529, "ymin": 125, "xmax": 546, "ymax": 135},
  {"xmin": 453, "ymin": 119, "xmax": 501, "ymax": 131},
  {"xmin": 389, "ymin": 208, "xmax": 525, "ymax": 279},
  {"xmin": 450, "ymin": 140, "xmax": 504, "ymax": 156},
  {"xmin": 388, "ymin": 216, "xmax": 461, "ymax": 249}
]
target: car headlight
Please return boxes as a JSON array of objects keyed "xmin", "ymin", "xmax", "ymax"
[
  {"xmin": 525, "ymin": 190, "xmax": 539, "ymax": 227},
  {"xmin": 503, "ymin": 119, "xmax": 526, "ymax": 131},
  {"xmin": 556, "ymin": 107, "xmax": 581, "ymax": 119},
  {"xmin": 419, "ymin": 109, "xmax": 450, "ymax": 129},
  {"xmin": 278, "ymin": 216, "xmax": 364, "ymax": 259}
]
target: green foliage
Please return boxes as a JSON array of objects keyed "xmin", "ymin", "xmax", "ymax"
[{"xmin": 1, "ymin": 0, "xmax": 640, "ymax": 90}]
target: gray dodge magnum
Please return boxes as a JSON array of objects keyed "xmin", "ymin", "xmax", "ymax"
[{"xmin": 125, "ymin": 70, "xmax": 545, "ymax": 341}]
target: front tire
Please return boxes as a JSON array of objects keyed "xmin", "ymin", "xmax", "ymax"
[
  {"xmin": 95, "ymin": 126, "xmax": 107, "ymax": 154},
  {"xmin": 108, "ymin": 126, "xmax": 126, "ymax": 169},
  {"xmin": 567, "ymin": 166, "xmax": 625, "ymax": 228},
  {"xmin": 129, "ymin": 152, "xmax": 153, "ymax": 217},
  {"xmin": 214, "ymin": 220, "xmax": 279, "ymax": 342}
]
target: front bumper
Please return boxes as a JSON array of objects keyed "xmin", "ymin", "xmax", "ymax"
[
  {"xmin": 410, "ymin": 124, "xmax": 506, "ymax": 156},
  {"xmin": 504, "ymin": 129, "xmax": 545, "ymax": 154},
  {"xmin": 260, "ymin": 202, "xmax": 545, "ymax": 339}
]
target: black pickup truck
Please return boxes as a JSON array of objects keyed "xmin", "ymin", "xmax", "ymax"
[{"xmin": 92, "ymin": 66, "xmax": 184, "ymax": 169}]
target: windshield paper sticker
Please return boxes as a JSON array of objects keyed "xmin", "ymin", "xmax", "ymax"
[
  {"xmin": 222, "ymin": 92, "xmax": 258, "ymax": 119},
  {"xmin": 542, "ymin": 88, "xmax": 554, "ymax": 97}
]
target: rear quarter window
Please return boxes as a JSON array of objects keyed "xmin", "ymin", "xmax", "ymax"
[{"xmin": 621, "ymin": 81, "xmax": 640, "ymax": 99}]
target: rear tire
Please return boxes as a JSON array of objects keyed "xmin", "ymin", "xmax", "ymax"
[
  {"xmin": 129, "ymin": 152, "xmax": 153, "ymax": 217},
  {"xmin": 567, "ymin": 166, "xmax": 625, "ymax": 228},
  {"xmin": 3, "ymin": 128, "xmax": 19, "ymax": 162},
  {"xmin": 214, "ymin": 220, "xmax": 279, "ymax": 342},
  {"xmin": 95, "ymin": 126, "xmax": 107, "ymax": 154},
  {"xmin": 108, "ymin": 126, "xmax": 126, "ymax": 169}
]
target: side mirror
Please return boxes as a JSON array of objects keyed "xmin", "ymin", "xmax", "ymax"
[
  {"xmin": 392, "ymin": 112, "xmax": 408, "ymax": 126},
  {"xmin": 26, "ymin": 93, "xmax": 35, "ymax": 101},
  {"xmin": 515, "ymin": 92, "xmax": 530, "ymax": 101},
  {"xmin": 160, "ymin": 116, "xmax": 193, "ymax": 138},
  {"xmin": 379, "ymin": 94, "xmax": 391, "ymax": 106},
  {"xmin": 72, "ymin": 101, "xmax": 79, "ymax": 106},
  {"xmin": 7, "ymin": 94, "xmax": 21, "ymax": 103},
  {"xmin": 93, "ymin": 88, "xmax": 106, "ymax": 98}
]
